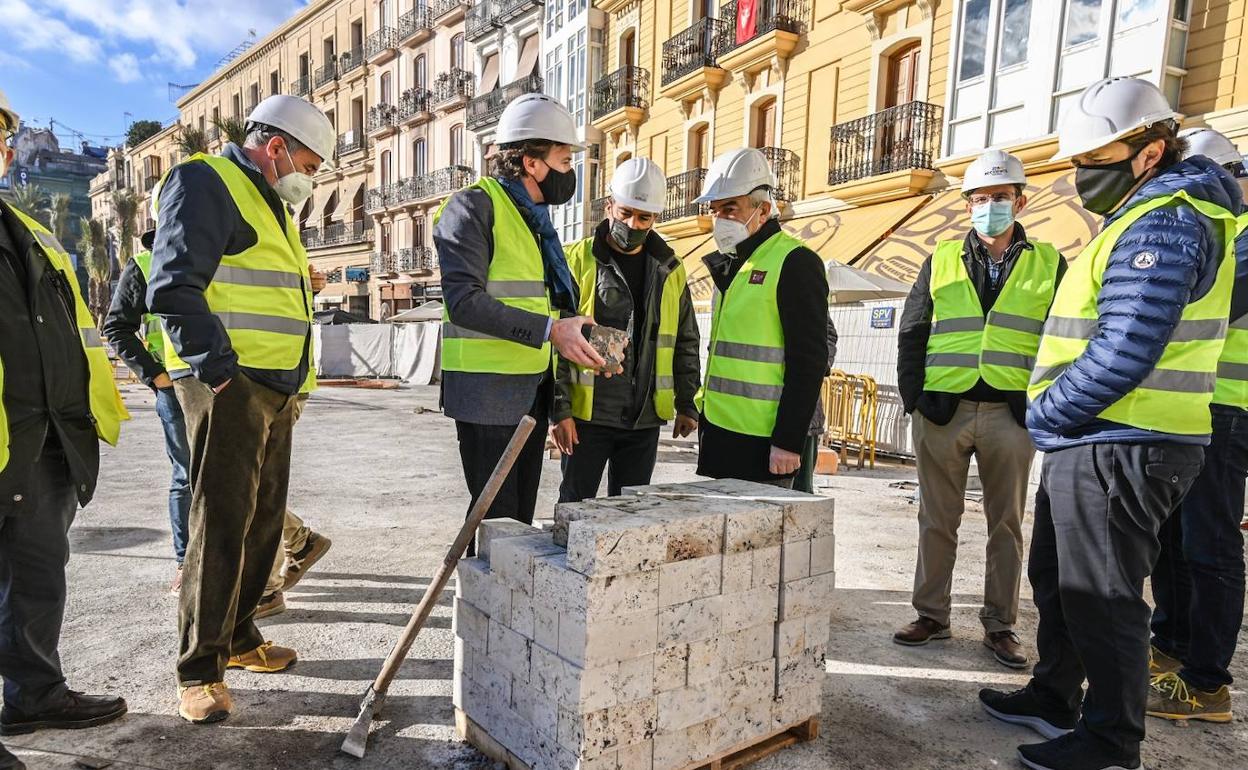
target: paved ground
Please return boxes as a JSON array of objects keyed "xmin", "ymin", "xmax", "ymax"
[{"xmin": 6, "ymin": 384, "xmax": 1246, "ymax": 769}]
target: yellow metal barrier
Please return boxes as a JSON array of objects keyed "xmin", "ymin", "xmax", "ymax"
[{"xmin": 820, "ymin": 370, "xmax": 878, "ymax": 469}]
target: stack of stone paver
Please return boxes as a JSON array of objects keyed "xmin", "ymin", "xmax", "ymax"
[{"xmin": 452, "ymin": 479, "xmax": 834, "ymax": 770}]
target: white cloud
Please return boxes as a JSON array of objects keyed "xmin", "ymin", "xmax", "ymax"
[
  {"xmin": 108, "ymin": 52, "xmax": 141, "ymax": 83},
  {"xmin": 0, "ymin": 0, "xmax": 102, "ymax": 62}
]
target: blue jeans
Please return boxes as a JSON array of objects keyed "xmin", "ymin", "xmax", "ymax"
[
  {"xmin": 1151, "ymin": 404, "xmax": 1248, "ymax": 691},
  {"xmin": 155, "ymin": 387, "xmax": 192, "ymax": 564}
]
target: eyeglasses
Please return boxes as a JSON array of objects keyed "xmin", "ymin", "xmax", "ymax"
[{"xmin": 967, "ymin": 193, "xmax": 1016, "ymax": 206}]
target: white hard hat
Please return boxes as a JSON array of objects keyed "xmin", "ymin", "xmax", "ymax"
[
  {"xmin": 1052, "ymin": 77, "xmax": 1178, "ymax": 161},
  {"xmin": 610, "ymin": 158, "xmax": 666, "ymax": 214},
  {"xmin": 0, "ymin": 89, "xmax": 17, "ymax": 132},
  {"xmin": 1179, "ymin": 127, "xmax": 1244, "ymax": 167},
  {"xmin": 961, "ymin": 149, "xmax": 1026, "ymax": 194},
  {"xmin": 496, "ymin": 93, "xmax": 584, "ymax": 150},
  {"xmin": 246, "ymin": 94, "xmax": 336, "ymax": 167},
  {"xmin": 695, "ymin": 148, "xmax": 775, "ymax": 204}
]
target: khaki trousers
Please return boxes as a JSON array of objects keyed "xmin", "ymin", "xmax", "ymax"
[
  {"xmin": 911, "ymin": 400, "xmax": 1033, "ymax": 632},
  {"xmin": 264, "ymin": 393, "xmax": 311, "ymax": 595}
]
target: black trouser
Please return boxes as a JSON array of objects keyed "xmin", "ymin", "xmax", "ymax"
[
  {"xmin": 174, "ymin": 373, "xmax": 297, "ymax": 686},
  {"xmin": 794, "ymin": 434, "xmax": 820, "ymax": 494},
  {"xmin": 1028, "ymin": 442, "xmax": 1201, "ymax": 760},
  {"xmin": 558, "ymin": 423, "xmax": 661, "ymax": 503},
  {"xmin": 455, "ymin": 398, "xmax": 549, "ymax": 556},
  {"xmin": 1151, "ymin": 405, "xmax": 1248, "ymax": 691},
  {"xmin": 0, "ymin": 441, "xmax": 76, "ymax": 714}
]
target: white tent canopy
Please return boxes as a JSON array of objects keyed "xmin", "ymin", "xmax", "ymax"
[
  {"xmin": 389, "ymin": 300, "xmax": 444, "ymax": 323},
  {"xmin": 826, "ymin": 261, "xmax": 911, "ymax": 304}
]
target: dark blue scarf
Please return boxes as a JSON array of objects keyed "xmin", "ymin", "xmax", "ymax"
[{"xmin": 497, "ymin": 176, "xmax": 579, "ymax": 314}]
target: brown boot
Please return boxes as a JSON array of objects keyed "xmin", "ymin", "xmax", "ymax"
[
  {"xmin": 168, "ymin": 566, "xmax": 183, "ymax": 596},
  {"xmin": 281, "ymin": 532, "xmax": 332, "ymax": 591},
  {"xmin": 227, "ymin": 641, "xmax": 297, "ymax": 673},
  {"xmin": 893, "ymin": 617, "xmax": 951, "ymax": 646},
  {"xmin": 255, "ymin": 591, "xmax": 285, "ymax": 619},
  {"xmin": 1149, "ymin": 645, "xmax": 1181, "ymax": 676},
  {"xmin": 178, "ymin": 683, "xmax": 232, "ymax": 724},
  {"xmin": 984, "ymin": 630, "xmax": 1028, "ymax": 669}
]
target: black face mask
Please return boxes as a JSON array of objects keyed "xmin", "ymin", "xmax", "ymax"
[
  {"xmin": 536, "ymin": 162, "xmax": 577, "ymax": 205},
  {"xmin": 609, "ymin": 217, "xmax": 648, "ymax": 251},
  {"xmin": 1075, "ymin": 148, "xmax": 1147, "ymax": 216}
]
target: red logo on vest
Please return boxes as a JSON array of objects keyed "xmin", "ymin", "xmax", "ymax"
[{"xmin": 749, "ymin": 270, "xmax": 767, "ymax": 284}]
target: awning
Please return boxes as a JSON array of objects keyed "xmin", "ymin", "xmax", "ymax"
[
  {"xmin": 853, "ymin": 169, "xmax": 1100, "ymax": 284},
  {"xmin": 481, "ymin": 53, "xmax": 500, "ymax": 93},
  {"xmin": 333, "ymin": 179, "xmax": 365, "ymax": 220},
  {"xmin": 516, "ymin": 34, "xmax": 539, "ymax": 79},
  {"xmin": 307, "ymin": 184, "xmax": 335, "ymax": 225}
]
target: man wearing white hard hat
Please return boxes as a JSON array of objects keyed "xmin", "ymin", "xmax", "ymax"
[
  {"xmin": 552, "ymin": 158, "xmax": 701, "ymax": 501},
  {"xmin": 894, "ymin": 149, "xmax": 1065, "ymax": 669},
  {"xmin": 1146, "ymin": 126, "xmax": 1248, "ymax": 724},
  {"xmin": 979, "ymin": 77, "xmax": 1242, "ymax": 770},
  {"xmin": 435, "ymin": 93, "xmax": 609, "ymax": 547},
  {"xmin": 694, "ymin": 148, "xmax": 829, "ymax": 485},
  {"xmin": 0, "ymin": 89, "xmax": 129, "ymax": 766},
  {"xmin": 146, "ymin": 93, "xmax": 333, "ymax": 724}
]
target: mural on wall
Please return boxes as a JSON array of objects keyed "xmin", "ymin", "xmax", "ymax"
[{"xmin": 853, "ymin": 170, "xmax": 1100, "ymax": 284}]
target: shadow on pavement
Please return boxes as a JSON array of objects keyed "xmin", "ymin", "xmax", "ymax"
[
  {"xmin": 290, "ymin": 657, "xmax": 452, "ymax": 681},
  {"xmin": 257, "ymin": 607, "xmax": 449, "ymax": 628},
  {"xmin": 70, "ymin": 526, "xmax": 167, "ymax": 552}
]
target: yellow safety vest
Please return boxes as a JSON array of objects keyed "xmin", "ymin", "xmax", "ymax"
[
  {"xmin": 436, "ymin": 177, "xmax": 556, "ymax": 374},
  {"xmin": 130, "ymin": 251, "xmax": 166, "ymax": 364},
  {"xmin": 563, "ymin": 237, "xmax": 685, "ymax": 421},
  {"xmin": 0, "ymin": 207, "xmax": 129, "ymax": 473},
  {"xmin": 697, "ymin": 230, "xmax": 806, "ymax": 437},
  {"xmin": 925, "ymin": 239, "xmax": 1061, "ymax": 392},
  {"xmin": 1029, "ymin": 191, "xmax": 1237, "ymax": 435},
  {"xmin": 1212, "ymin": 212, "xmax": 1248, "ymax": 409},
  {"xmin": 158, "ymin": 153, "xmax": 313, "ymax": 376}
]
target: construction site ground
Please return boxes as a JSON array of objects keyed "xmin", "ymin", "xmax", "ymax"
[{"xmin": 8, "ymin": 384, "xmax": 1246, "ymax": 769}]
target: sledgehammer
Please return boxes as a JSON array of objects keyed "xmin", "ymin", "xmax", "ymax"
[{"xmin": 340, "ymin": 415, "xmax": 537, "ymax": 759}]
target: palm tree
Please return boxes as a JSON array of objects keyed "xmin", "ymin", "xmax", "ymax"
[
  {"xmin": 177, "ymin": 124, "xmax": 209, "ymax": 156},
  {"xmin": 79, "ymin": 216, "xmax": 112, "ymax": 324},
  {"xmin": 10, "ymin": 183, "xmax": 49, "ymax": 226},
  {"xmin": 211, "ymin": 115, "xmax": 248, "ymax": 147},
  {"xmin": 49, "ymin": 193, "xmax": 73, "ymax": 247},
  {"xmin": 112, "ymin": 189, "xmax": 141, "ymax": 266}
]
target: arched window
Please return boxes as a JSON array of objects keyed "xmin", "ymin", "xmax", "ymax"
[
  {"xmin": 886, "ymin": 42, "xmax": 921, "ymax": 109},
  {"xmin": 750, "ymin": 97, "xmax": 776, "ymax": 148},
  {"xmin": 380, "ymin": 71, "xmax": 392, "ymax": 105},
  {"xmin": 451, "ymin": 33, "xmax": 465, "ymax": 71},
  {"xmin": 620, "ymin": 29, "xmax": 636, "ymax": 70},
  {"xmin": 688, "ymin": 124, "xmax": 708, "ymax": 169},
  {"xmin": 323, "ymin": 190, "xmax": 337, "ymax": 230},
  {"xmin": 380, "ymin": 149, "xmax": 392, "ymax": 186},
  {"xmin": 413, "ymin": 138, "xmax": 427, "ymax": 176},
  {"xmin": 415, "ymin": 54, "xmax": 427, "ymax": 91},
  {"xmin": 450, "ymin": 125, "xmax": 464, "ymax": 166}
]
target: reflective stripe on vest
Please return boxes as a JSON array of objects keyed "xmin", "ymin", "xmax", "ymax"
[
  {"xmin": 563, "ymin": 237, "xmax": 685, "ymax": 422},
  {"xmin": 1028, "ymin": 190, "xmax": 1237, "ymax": 435},
  {"xmin": 130, "ymin": 251, "xmax": 165, "ymax": 363},
  {"xmin": 436, "ymin": 177, "xmax": 555, "ymax": 375},
  {"xmin": 1212, "ymin": 212, "xmax": 1248, "ymax": 409},
  {"xmin": 7, "ymin": 206, "xmax": 129, "ymax": 451},
  {"xmin": 159, "ymin": 154, "xmax": 313, "ymax": 374},
  {"xmin": 697, "ymin": 230, "xmax": 805, "ymax": 438},
  {"xmin": 924, "ymin": 239, "xmax": 1060, "ymax": 393}
]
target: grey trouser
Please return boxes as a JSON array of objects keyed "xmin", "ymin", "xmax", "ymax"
[{"xmin": 911, "ymin": 400, "xmax": 1033, "ymax": 631}]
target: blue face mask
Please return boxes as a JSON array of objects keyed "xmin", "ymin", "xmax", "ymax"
[{"xmin": 971, "ymin": 200, "xmax": 1016, "ymax": 237}]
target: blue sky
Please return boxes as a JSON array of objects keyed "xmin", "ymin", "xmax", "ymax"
[{"xmin": 0, "ymin": 0, "xmax": 308, "ymax": 148}]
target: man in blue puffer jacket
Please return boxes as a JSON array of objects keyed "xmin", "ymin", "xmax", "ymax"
[{"xmin": 979, "ymin": 77, "xmax": 1243, "ymax": 770}]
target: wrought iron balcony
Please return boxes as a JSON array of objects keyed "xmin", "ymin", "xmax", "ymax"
[
  {"xmin": 290, "ymin": 75, "xmax": 311, "ymax": 97},
  {"xmin": 432, "ymin": 69, "xmax": 474, "ymax": 110},
  {"xmin": 207, "ymin": 126, "xmax": 220, "ymax": 142},
  {"xmin": 590, "ymin": 196, "xmax": 609, "ymax": 224},
  {"xmin": 432, "ymin": 0, "xmax": 470, "ymax": 23},
  {"xmin": 344, "ymin": 220, "xmax": 371, "ymax": 244},
  {"xmin": 662, "ymin": 17, "xmax": 728, "ymax": 86},
  {"xmin": 314, "ymin": 61, "xmax": 338, "ymax": 89},
  {"xmin": 467, "ymin": 73, "xmax": 543, "ymax": 131},
  {"xmin": 340, "ymin": 46, "xmax": 365, "ymax": 75},
  {"xmin": 716, "ymin": 1, "xmax": 809, "ymax": 55},
  {"xmin": 307, "ymin": 221, "xmax": 371, "ymax": 248},
  {"xmin": 300, "ymin": 227, "xmax": 320, "ymax": 248},
  {"xmin": 416, "ymin": 165, "xmax": 476, "ymax": 200},
  {"xmin": 398, "ymin": 88, "xmax": 434, "ymax": 124},
  {"xmin": 365, "ymin": 28, "xmax": 398, "ymax": 62},
  {"xmin": 760, "ymin": 147, "xmax": 800, "ymax": 202},
  {"xmin": 828, "ymin": 101, "xmax": 943, "ymax": 186},
  {"xmin": 336, "ymin": 132, "xmax": 368, "ymax": 157},
  {"xmin": 498, "ymin": 0, "xmax": 543, "ymax": 23},
  {"xmin": 466, "ymin": 1, "xmax": 501, "ymax": 42},
  {"xmin": 325, "ymin": 267, "xmax": 344, "ymax": 283},
  {"xmin": 365, "ymin": 186, "xmax": 389, "ymax": 213},
  {"xmin": 592, "ymin": 66, "xmax": 650, "ymax": 122},
  {"xmin": 371, "ymin": 252, "xmax": 398, "ymax": 274},
  {"xmin": 398, "ymin": 6, "xmax": 434, "ymax": 42},
  {"xmin": 398, "ymin": 246, "xmax": 437, "ymax": 273},
  {"xmin": 366, "ymin": 104, "xmax": 399, "ymax": 134},
  {"xmin": 659, "ymin": 168, "xmax": 708, "ymax": 223}
]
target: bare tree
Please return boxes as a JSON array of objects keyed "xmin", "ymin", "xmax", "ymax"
[{"xmin": 111, "ymin": 189, "xmax": 141, "ymax": 266}]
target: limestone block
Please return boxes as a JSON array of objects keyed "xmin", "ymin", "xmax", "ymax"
[
  {"xmin": 653, "ymin": 645, "xmax": 687, "ymax": 692},
  {"xmin": 656, "ymin": 678, "xmax": 723, "ymax": 732},
  {"xmin": 652, "ymin": 717, "xmax": 717, "ymax": 770},
  {"xmin": 565, "ymin": 496, "xmax": 727, "ymax": 576},
  {"xmin": 478, "ymin": 519, "xmax": 543, "ymax": 564},
  {"xmin": 720, "ymin": 623, "xmax": 776, "ymax": 669},
  {"xmin": 618, "ymin": 654, "xmax": 655, "ymax": 704},
  {"xmin": 810, "ymin": 535, "xmax": 835, "ymax": 576},
  {"xmin": 453, "ymin": 639, "xmax": 470, "ymax": 709},
  {"xmin": 536, "ymin": 555, "xmax": 659, "ymax": 621},
  {"xmin": 685, "ymin": 637, "xmax": 721, "ymax": 686},
  {"xmin": 657, "ymin": 595, "xmax": 722, "ymax": 647},
  {"xmin": 772, "ymin": 684, "xmax": 822, "ymax": 729},
  {"xmin": 484, "ymin": 576, "xmax": 514, "ymax": 628},
  {"xmin": 720, "ymin": 584, "xmax": 779, "ymax": 631},
  {"xmin": 775, "ymin": 617, "xmax": 806, "ymax": 660},
  {"xmin": 658, "ymin": 555, "xmax": 722, "ymax": 607},
  {"xmin": 722, "ymin": 504, "xmax": 784, "ymax": 554},
  {"xmin": 512, "ymin": 678, "xmax": 560, "ymax": 738},
  {"xmin": 565, "ymin": 662, "xmax": 620, "ymax": 714},
  {"xmin": 494, "ymin": 533, "xmax": 565, "ymax": 595},
  {"xmin": 512, "ymin": 590, "xmax": 536, "ymax": 639},
  {"xmin": 474, "ymin": 653, "xmax": 513, "ymax": 709},
  {"xmin": 781, "ymin": 539, "xmax": 810, "ymax": 582},
  {"xmin": 721, "ymin": 659, "xmax": 776, "ymax": 709},
  {"xmin": 559, "ymin": 608, "xmax": 658, "ymax": 668},
  {"xmin": 776, "ymin": 646, "xmax": 827, "ymax": 695},
  {"xmin": 721, "ymin": 551, "xmax": 752, "ymax": 594},
  {"xmin": 553, "ymin": 500, "xmax": 620, "ymax": 548},
  {"xmin": 751, "ymin": 545, "xmax": 781, "ymax": 588},
  {"xmin": 589, "ymin": 325, "xmax": 629, "ymax": 370},
  {"xmin": 453, "ymin": 596, "xmax": 490, "ymax": 652},
  {"xmin": 714, "ymin": 699, "xmax": 773, "ymax": 755},
  {"xmin": 533, "ymin": 601, "xmax": 560, "ymax": 655},
  {"xmin": 455, "ymin": 557, "xmax": 490, "ymax": 607},
  {"xmin": 559, "ymin": 697, "xmax": 658, "ymax": 759},
  {"xmin": 614, "ymin": 739, "xmax": 654, "ymax": 770},
  {"xmin": 805, "ymin": 611, "xmax": 832, "ymax": 649},
  {"xmin": 555, "ymin": 748, "xmax": 619, "ymax": 770},
  {"xmin": 531, "ymin": 644, "xmax": 575, "ymax": 705},
  {"xmin": 779, "ymin": 572, "xmax": 836, "ymax": 620},
  {"xmin": 488, "ymin": 618, "xmax": 532, "ymax": 681}
]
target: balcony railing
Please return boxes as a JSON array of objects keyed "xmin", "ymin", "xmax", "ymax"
[
  {"xmin": 365, "ymin": 28, "xmax": 398, "ymax": 60},
  {"xmin": 418, "ymin": 165, "xmax": 476, "ymax": 199},
  {"xmin": 592, "ymin": 66, "xmax": 650, "ymax": 121},
  {"xmin": 399, "ymin": 6, "xmax": 433, "ymax": 40},
  {"xmin": 498, "ymin": 0, "xmax": 542, "ymax": 23},
  {"xmin": 371, "ymin": 252, "xmax": 397, "ymax": 274},
  {"xmin": 467, "ymin": 73, "xmax": 544, "ymax": 131},
  {"xmin": 207, "ymin": 126, "xmax": 220, "ymax": 142},
  {"xmin": 367, "ymin": 104, "xmax": 399, "ymax": 134},
  {"xmin": 314, "ymin": 61, "xmax": 338, "ymax": 88},
  {"xmin": 291, "ymin": 75, "xmax": 311, "ymax": 97},
  {"xmin": 340, "ymin": 46, "xmax": 365, "ymax": 75},
  {"xmin": 662, "ymin": 17, "xmax": 728, "ymax": 86},
  {"xmin": 399, "ymin": 88, "xmax": 433, "ymax": 123},
  {"xmin": 590, "ymin": 196, "xmax": 609, "ymax": 224},
  {"xmin": 828, "ymin": 101, "xmax": 943, "ymax": 186},
  {"xmin": 300, "ymin": 227, "xmax": 320, "ymax": 247},
  {"xmin": 336, "ymin": 132, "xmax": 368, "ymax": 157},
  {"xmin": 716, "ymin": 1, "xmax": 809, "ymax": 54},
  {"xmin": 398, "ymin": 246, "xmax": 437, "ymax": 272},
  {"xmin": 466, "ymin": 0, "xmax": 501, "ymax": 42},
  {"xmin": 760, "ymin": 147, "xmax": 800, "ymax": 202},
  {"xmin": 303, "ymin": 220, "xmax": 373, "ymax": 249},
  {"xmin": 660, "ymin": 169, "xmax": 708, "ymax": 222},
  {"xmin": 432, "ymin": 69, "xmax": 474, "ymax": 109},
  {"xmin": 365, "ymin": 186, "xmax": 389, "ymax": 213},
  {"xmin": 433, "ymin": 0, "xmax": 470, "ymax": 21}
]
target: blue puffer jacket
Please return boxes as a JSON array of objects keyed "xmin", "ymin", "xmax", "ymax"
[{"xmin": 1027, "ymin": 156, "xmax": 1245, "ymax": 451}]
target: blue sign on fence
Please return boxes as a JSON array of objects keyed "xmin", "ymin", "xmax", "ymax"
[{"xmin": 870, "ymin": 307, "xmax": 896, "ymax": 329}]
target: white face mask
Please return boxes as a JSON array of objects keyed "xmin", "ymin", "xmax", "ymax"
[
  {"xmin": 712, "ymin": 204, "xmax": 763, "ymax": 255},
  {"xmin": 271, "ymin": 145, "xmax": 314, "ymax": 206}
]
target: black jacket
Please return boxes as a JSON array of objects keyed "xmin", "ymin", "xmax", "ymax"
[
  {"xmin": 103, "ymin": 260, "xmax": 166, "ymax": 388},
  {"xmin": 897, "ymin": 224, "xmax": 1066, "ymax": 427},
  {"xmin": 553, "ymin": 220, "xmax": 701, "ymax": 429},
  {"xmin": 697, "ymin": 218, "xmax": 829, "ymax": 480},
  {"xmin": 147, "ymin": 143, "xmax": 311, "ymax": 394},
  {"xmin": 0, "ymin": 201, "xmax": 99, "ymax": 510}
]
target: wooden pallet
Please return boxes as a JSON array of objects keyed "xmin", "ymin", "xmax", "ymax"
[{"xmin": 455, "ymin": 709, "xmax": 819, "ymax": 770}]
